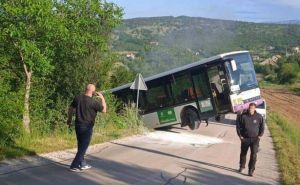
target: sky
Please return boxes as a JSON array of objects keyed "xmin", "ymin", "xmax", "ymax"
[{"xmin": 109, "ymin": 0, "xmax": 300, "ymax": 22}]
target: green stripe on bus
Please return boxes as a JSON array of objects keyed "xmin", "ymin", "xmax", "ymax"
[{"xmin": 157, "ymin": 108, "xmax": 177, "ymax": 124}]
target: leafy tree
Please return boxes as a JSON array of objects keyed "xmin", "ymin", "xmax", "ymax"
[
  {"xmin": 0, "ymin": 65, "xmax": 23, "ymax": 145},
  {"xmin": 0, "ymin": 0, "xmax": 123, "ymax": 133},
  {"xmin": 51, "ymin": 0, "xmax": 123, "ymax": 98},
  {"xmin": 0, "ymin": 0, "xmax": 61, "ymax": 132},
  {"xmin": 278, "ymin": 63, "xmax": 299, "ymax": 84}
]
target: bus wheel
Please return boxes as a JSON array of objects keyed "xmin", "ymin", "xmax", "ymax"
[{"xmin": 186, "ymin": 109, "xmax": 201, "ymax": 130}]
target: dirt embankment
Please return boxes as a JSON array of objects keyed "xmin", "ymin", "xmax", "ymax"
[{"xmin": 261, "ymin": 88, "xmax": 300, "ymax": 125}]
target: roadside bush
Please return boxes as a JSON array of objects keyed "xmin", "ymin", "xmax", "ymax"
[
  {"xmin": 0, "ymin": 80, "xmax": 23, "ymax": 145},
  {"xmin": 278, "ymin": 63, "xmax": 299, "ymax": 84},
  {"xmin": 95, "ymin": 94, "xmax": 144, "ymax": 130},
  {"xmin": 264, "ymin": 74, "xmax": 277, "ymax": 82}
]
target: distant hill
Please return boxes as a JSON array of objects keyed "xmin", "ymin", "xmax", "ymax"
[
  {"xmin": 111, "ymin": 16, "xmax": 300, "ymax": 76},
  {"xmin": 272, "ymin": 20, "xmax": 300, "ymax": 25}
]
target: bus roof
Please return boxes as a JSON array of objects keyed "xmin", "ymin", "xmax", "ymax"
[{"xmin": 110, "ymin": 50, "xmax": 249, "ymax": 92}]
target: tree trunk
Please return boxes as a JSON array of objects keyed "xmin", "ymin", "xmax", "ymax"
[
  {"xmin": 23, "ymin": 70, "xmax": 32, "ymax": 133},
  {"xmin": 20, "ymin": 50, "xmax": 32, "ymax": 133}
]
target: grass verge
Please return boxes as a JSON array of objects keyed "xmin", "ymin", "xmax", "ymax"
[
  {"xmin": 0, "ymin": 107, "xmax": 148, "ymax": 160},
  {"xmin": 259, "ymin": 80, "xmax": 300, "ymax": 94},
  {"xmin": 268, "ymin": 112, "xmax": 300, "ymax": 185}
]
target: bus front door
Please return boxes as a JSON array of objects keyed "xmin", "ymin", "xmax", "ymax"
[{"xmin": 207, "ymin": 65, "xmax": 231, "ymax": 114}]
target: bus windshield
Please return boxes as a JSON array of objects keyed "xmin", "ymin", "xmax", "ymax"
[{"xmin": 225, "ymin": 53, "xmax": 258, "ymax": 91}]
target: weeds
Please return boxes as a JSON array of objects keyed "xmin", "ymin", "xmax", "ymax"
[
  {"xmin": 0, "ymin": 100, "xmax": 146, "ymax": 160},
  {"xmin": 268, "ymin": 112, "xmax": 300, "ymax": 185}
]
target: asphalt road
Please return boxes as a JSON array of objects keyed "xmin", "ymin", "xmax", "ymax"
[{"xmin": 0, "ymin": 114, "xmax": 280, "ymax": 185}]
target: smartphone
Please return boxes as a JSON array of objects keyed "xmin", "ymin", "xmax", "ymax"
[{"xmin": 93, "ymin": 92, "xmax": 102, "ymax": 97}]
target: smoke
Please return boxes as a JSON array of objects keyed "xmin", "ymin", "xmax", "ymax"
[
  {"xmin": 131, "ymin": 16, "xmax": 239, "ymax": 77},
  {"xmin": 146, "ymin": 131, "xmax": 223, "ymax": 145}
]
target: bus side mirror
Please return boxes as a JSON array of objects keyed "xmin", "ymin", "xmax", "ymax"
[{"xmin": 230, "ymin": 59, "xmax": 237, "ymax": 71}]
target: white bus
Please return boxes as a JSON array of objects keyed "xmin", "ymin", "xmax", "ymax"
[{"xmin": 111, "ymin": 51, "xmax": 263, "ymax": 130}]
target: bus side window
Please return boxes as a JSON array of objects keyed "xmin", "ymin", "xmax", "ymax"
[
  {"xmin": 138, "ymin": 91, "xmax": 147, "ymax": 112},
  {"xmin": 143, "ymin": 79, "xmax": 172, "ymax": 111},
  {"xmin": 121, "ymin": 90, "xmax": 135, "ymax": 108},
  {"xmin": 187, "ymin": 87, "xmax": 202, "ymax": 99},
  {"xmin": 171, "ymin": 73, "xmax": 195, "ymax": 103},
  {"xmin": 192, "ymin": 72, "xmax": 210, "ymax": 99},
  {"xmin": 127, "ymin": 94, "xmax": 135, "ymax": 108}
]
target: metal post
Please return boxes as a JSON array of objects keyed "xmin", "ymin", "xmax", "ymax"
[{"xmin": 136, "ymin": 88, "xmax": 140, "ymax": 117}]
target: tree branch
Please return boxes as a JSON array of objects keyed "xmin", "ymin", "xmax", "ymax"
[{"xmin": 19, "ymin": 50, "xmax": 31, "ymax": 77}]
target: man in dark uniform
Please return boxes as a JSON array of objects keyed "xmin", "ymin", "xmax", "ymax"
[
  {"xmin": 236, "ymin": 102, "xmax": 264, "ymax": 176},
  {"xmin": 67, "ymin": 84, "xmax": 107, "ymax": 172}
]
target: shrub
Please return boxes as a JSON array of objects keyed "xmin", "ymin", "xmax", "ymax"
[{"xmin": 278, "ymin": 63, "xmax": 299, "ymax": 84}]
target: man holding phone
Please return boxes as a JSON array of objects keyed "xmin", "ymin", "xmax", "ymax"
[{"xmin": 67, "ymin": 84, "xmax": 107, "ymax": 172}]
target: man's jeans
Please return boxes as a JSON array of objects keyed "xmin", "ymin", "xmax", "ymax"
[
  {"xmin": 239, "ymin": 137, "xmax": 260, "ymax": 171},
  {"xmin": 70, "ymin": 124, "xmax": 93, "ymax": 168}
]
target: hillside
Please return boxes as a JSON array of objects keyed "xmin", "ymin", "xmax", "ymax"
[
  {"xmin": 273, "ymin": 20, "xmax": 300, "ymax": 25},
  {"xmin": 111, "ymin": 16, "xmax": 300, "ymax": 76}
]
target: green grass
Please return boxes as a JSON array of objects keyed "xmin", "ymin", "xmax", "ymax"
[
  {"xmin": 268, "ymin": 112, "xmax": 300, "ymax": 185},
  {"xmin": 0, "ymin": 126, "xmax": 142, "ymax": 161},
  {"xmin": 259, "ymin": 80, "xmax": 300, "ymax": 94},
  {"xmin": 0, "ymin": 107, "xmax": 147, "ymax": 160}
]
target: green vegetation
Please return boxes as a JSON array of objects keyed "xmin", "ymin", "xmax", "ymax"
[
  {"xmin": 1, "ymin": 5, "xmax": 300, "ymax": 179},
  {"xmin": 0, "ymin": 0, "xmax": 140, "ymax": 160},
  {"xmin": 256, "ymin": 55, "xmax": 300, "ymax": 93},
  {"xmin": 268, "ymin": 112, "xmax": 300, "ymax": 185},
  {"xmin": 259, "ymin": 81, "xmax": 300, "ymax": 94},
  {"xmin": 0, "ymin": 102, "xmax": 146, "ymax": 160},
  {"xmin": 111, "ymin": 16, "xmax": 300, "ymax": 76}
]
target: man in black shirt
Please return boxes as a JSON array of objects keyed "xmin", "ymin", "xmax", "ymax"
[
  {"xmin": 236, "ymin": 102, "xmax": 264, "ymax": 176},
  {"xmin": 67, "ymin": 84, "xmax": 107, "ymax": 172}
]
